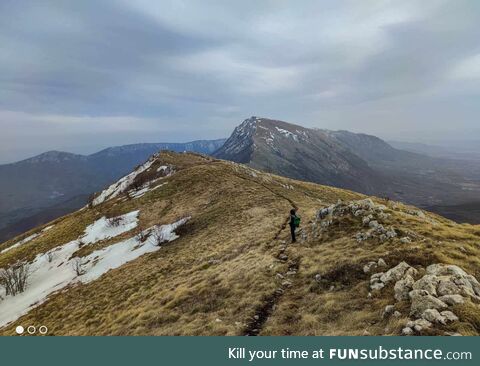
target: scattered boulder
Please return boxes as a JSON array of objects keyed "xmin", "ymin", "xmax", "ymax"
[
  {"xmin": 439, "ymin": 294, "xmax": 464, "ymax": 306},
  {"xmin": 362, "ymin": 216, "xmax": 372, "ymax": 226},
  {"xmin": 371, "ymin": 261, "xmax": 479, "ymax": 335},
  {"xmin": 411, "ymin": 319, "xmax": 432, "ymax": 332},
  {"xmin": 369, "ymin": 220, "xmax": 380, "ymax": 229},
  {"xmin": 385, "ymin": 229, "xmax": 397, "ymax": 239},
  {"xmin": 394, "ymin": 274, "xmax": 415, "ymax": 301},
  {"xmin": 317, "ymin": 199, "xmax": 398, "ymax": 243},
  {"xmin": 383, "ymin": 305, "xmax": 395, "ymax": 318},
  {"xmin": 440, "ymin": 311, "xmax": 459, "ymax": 323},
  {"xmin": 426, "ymin": 264, "xmax": 468, "ymax": 277},
  {"xmin": 409, "ymin": 290, "xmax": 448, "ymax": 317},
  {"xmin": 422, "ymin": 309, "xmax": 446, "ymax": 324},
  {"xmin": 412, "ymin": 274, "xmax": 439, "ymax": 296},
  {"xmin": 355, "ymin": 232, "xmax": 370, "ymax": 243},
  {"xmin": 437, "ymin": 280, "xmax": 461, "ymax": 296},
  {"xmin": 427, "ymin": 264, "xmax": 480, "ymax": 300},
  {"xmin": 380, "ymin": 262, "xmax": 416, "ymax": 285}
]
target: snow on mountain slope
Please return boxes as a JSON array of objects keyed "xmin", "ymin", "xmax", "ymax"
[
  {"xmin": 0, "ymin": 139, "xmax": 225, "ymax": 243},
  {"xmin": 1, "ymin": 225, "xmax": 56, "ymax": 254},
  {"xmin": 214, "ymin": 117, "xmax": 385, "ymax": 194},
  {"xmin": 81, "ymin": 211, "xmax": 139, "ymax": 244},
  {"xmin": 214, "ymin": 117, "xmax": 480, "ymax": 217},
  {"xmin": 0, "ymin": 208, "xmax": 189, "ymax": 327},
  {"xmin": 92, "ymin": 160, "xmax": 156, "ymax": 206},
  {"xmin": 1, "ymin": 151, "xmax": 480, "ymax": 336},
  {"xmin": 79, "ymin": 217, "xmax": 190, "ymax": 283},
  {"xmin": 92, "ymin": 156, "xmax": 175, "ymax": 206}
]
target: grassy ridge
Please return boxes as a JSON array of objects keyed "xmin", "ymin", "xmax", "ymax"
[{"xmin": 0, "ymin": 152, "xmax": 479, "ymax": 335}]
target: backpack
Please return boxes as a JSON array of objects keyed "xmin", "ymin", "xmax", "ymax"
[{"xmin": 294, "ymin": 216, "xmax": 301, "ymax": 227}]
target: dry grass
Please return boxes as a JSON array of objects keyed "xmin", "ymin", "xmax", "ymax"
[{"xmin": 1, "ymin": 151, "xmax": 479, "ymax": 336}]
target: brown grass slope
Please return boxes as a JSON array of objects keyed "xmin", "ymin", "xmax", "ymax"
[{"xmin": 0, "ymin": 152, "xmax": 479, "ymax": 335}]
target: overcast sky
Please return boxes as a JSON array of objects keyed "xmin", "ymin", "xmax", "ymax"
[{"xmin": 1, "ymin": 0, "xmax": 480, "ymax": 163}]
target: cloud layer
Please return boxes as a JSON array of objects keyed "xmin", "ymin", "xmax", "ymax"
[{"xmin": 1, "ymin": 0, "xmax": 480, "ymax": 162}]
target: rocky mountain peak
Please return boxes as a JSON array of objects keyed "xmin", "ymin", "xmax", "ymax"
[
  {"xmin": 214, "ymin": 116, "xmax": 381, "ymax": 194},
  {"xmin": 233, "ymin": 116, "xmax": 260, "ymax": 136},
  {"xmin": 212, "ymin": 117, "xmax": 262, "ymax": 163}
]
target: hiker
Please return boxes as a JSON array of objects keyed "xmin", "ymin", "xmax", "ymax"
[{"xmin": 289, "ymin": 208, "xmax": 300, "ymax": 243}]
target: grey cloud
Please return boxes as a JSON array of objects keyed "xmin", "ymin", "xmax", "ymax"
[{"xmin": 0, "ymin": 0, "xmax": 479, "ymax": 162}]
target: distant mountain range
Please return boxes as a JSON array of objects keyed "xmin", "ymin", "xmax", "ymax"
[
  {"xmin": 0, "ymin": 139, "xmax": 225, "ymax": 242},
  {"xmin": 2, "ymin": 117, "xmax": 480, "ymax": 243},
  {"xmin": 214, "ymin": 117, "xmax": 480, "ymax": 221}
]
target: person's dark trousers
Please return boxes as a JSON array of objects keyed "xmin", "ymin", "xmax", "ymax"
[{"xmin": 290, "ymin": 225, "xmax": 296, "ymax": 243}]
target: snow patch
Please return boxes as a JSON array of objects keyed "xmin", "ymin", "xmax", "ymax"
[
  {"xmin": 156, "ymin": 165, "xmax": 174, "ymax": 177},
  {"xmin": 92, "ymin": 159, "xmax": 155, "ymax": 206},
  {"xmin": 1, "ymin": 233, "xmax": 39, "ymax": 254},
  {"xmin": 129, "ymin": 186, "xmax": 150, "ymax": 199},
  {"xmin": 81, "ymin": 211, "xmax": 139, "ymax": 244},
  {"xmin": 129, "ymin": 180, "xmax": 168, "ymax": 199},
  {"xmin": 80, "ymin": 217, "xmax": 190, "ymax": 283},
  {"xmin": 1, "ymin": 225, "xmax": 57, "ymax": 254},
  {"xmin": 275, "ymin": 127, "xmax": 298, "ymax": 141},
  {"xmin": 0, "ymin": 239, "xmax": 81, "ymax": 327},
  {"xmin": 0, "ymin": 215, "xmax": 189, "ymax": 328}
]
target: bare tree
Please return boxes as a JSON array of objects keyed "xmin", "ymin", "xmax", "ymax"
[
  {"xmin": 72, "ymin": 258, "xmax": 86, "ymax": 276},
  {"xmin": 0, "ymin": 261, "xmax": 31, "ymax": 296},
  {"xmin": 106, "ymin": 216, "xmax": 122, "ymax": 228}
]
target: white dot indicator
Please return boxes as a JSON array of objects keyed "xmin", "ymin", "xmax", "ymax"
[{"xmin": 15, "ymin": 326, "xmax": 24, "ymax": 335}]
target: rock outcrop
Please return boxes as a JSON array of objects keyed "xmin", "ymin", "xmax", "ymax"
[
  {"xmin": 316, "ymin": 199, "xmax": 400, "ymax": 243},
  {"xmin": 369, "ymin": 262, "xmax": 480, "ymax": 335}
]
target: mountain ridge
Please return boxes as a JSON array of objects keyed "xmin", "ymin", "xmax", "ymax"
[
  {"xmin": 214, "ymin": 117, "xmax": 480, "ymax": 220},
  {"xmin": 1, "ymin": 151, "xmax": 479, "ymax": 336},
  {"xmin": 214, "ymin": 117, "xmax": 387, "ymax": 195},
  {"xmin": 0, "ymin": 139, "xmax": 226, "ymax": 242}
]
